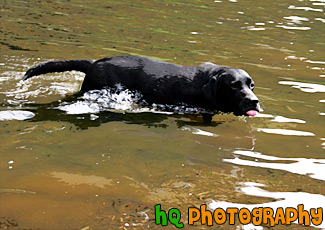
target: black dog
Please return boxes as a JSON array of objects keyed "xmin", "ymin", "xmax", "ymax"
[{"xmin": 23, "ymin": 55, "xmax": 261, "ymax": 117}]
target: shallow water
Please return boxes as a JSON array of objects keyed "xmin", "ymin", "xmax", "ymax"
[{"xmin": 0, "ymin": 0, "xmax": 324, "ymax": 229}]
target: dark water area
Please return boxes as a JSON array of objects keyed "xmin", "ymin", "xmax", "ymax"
[{"xmin": 0, "ymin": 0, "xmax": 324, "ymax": 229}]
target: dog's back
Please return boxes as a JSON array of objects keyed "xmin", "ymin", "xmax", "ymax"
[{"xmin": 82, "ymin": 56, "xmax": 210, "ymax": 105}]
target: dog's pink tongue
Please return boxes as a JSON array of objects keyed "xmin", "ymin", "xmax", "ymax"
[{"xmin": 246, "ymin": 110, "xmax": 258, "ymax": 116}]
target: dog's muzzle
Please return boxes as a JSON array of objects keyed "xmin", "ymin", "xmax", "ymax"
[{"xmin": 239, "ymin": 90, "xmax": 261, "ymax": 116}]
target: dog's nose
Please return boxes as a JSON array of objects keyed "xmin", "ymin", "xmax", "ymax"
[
  {"xmin": 250, "ymin": 99, "xmax": 259, "ymax": 104},
  {"xmin": 243, "ymin": 94, "xmax": 260, "ymax": 106},
  {"xmin": 248, "ymin": 98, "xmax": 261, "ymax": 111},
  {"xmin": 245, "ymin": 99, "xmax": 259, "ymax": 107}
]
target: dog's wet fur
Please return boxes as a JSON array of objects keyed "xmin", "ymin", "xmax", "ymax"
[{"xmin": 23, "ymin": 55, "xmax": 261, "ymax": 119}]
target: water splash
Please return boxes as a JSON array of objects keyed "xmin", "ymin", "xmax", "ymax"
[
  {"xmin": 58, "ymin": 84, "xmax": 145, "ymax": 114},
  {"xmin": 58, "ymin": 84, "xmax": 206, "ymax": 115}
]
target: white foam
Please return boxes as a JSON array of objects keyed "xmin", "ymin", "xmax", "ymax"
[{"xmin": 59, "ymin": 101, "xmax": 100, "ymax": 114}]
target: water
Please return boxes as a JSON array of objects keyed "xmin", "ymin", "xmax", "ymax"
[{"xmin": 0, "ymin": 0, "xmax": 324, "ymax": 229}]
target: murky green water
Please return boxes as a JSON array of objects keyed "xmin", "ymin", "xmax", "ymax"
[{"xmin": 0, "ymin": 0, "xmax": 324, "ymax": 229}]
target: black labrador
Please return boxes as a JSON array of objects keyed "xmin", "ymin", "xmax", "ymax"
[{"xmin": 23, "ymin": 55, "xmax": 261, "ymax": 118}]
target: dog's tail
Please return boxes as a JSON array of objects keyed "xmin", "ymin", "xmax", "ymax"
[{"xmin": 23, "ymin": 59, "xmax": 95, "ymax": 81}]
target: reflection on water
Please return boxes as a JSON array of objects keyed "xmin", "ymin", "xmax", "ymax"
[
  {"xmin": 51, "ymin": 172, "xmax": 113, "ymax": 188},
  {"xmin": 257, "ymin": 128, "xmax": 315, "ymax": 136},
  {"xmin": 209, "ymin": 182, "xmax": 325, "ymax": 229},
  {"xmin": 279, "ymin": 81, "xmax": 325, "ymax": 93},
  {"xmin": 270, "ymin": 115, "xmax": 306, "ymax": 123},
  {"xmin": 224, "ymin": 150, "xmax": 325, "ymax": 180},
  {"xmin": 288, "ymin": 5, "xmax": 324, "ymax": 12},
  {"xmin": 256, "ymin": 113, "xmax": 306, "ymax": 123},
  {"xmin": 0, "ymin": 0, "xmax": 324, "ymax": 229},
  {"xmin": 181, "ymin": 126, "xmax": 219, "ymax": 137},
  {"xmin": 0, "ymin": 110, "xmax": 35, "ymax": 121}
]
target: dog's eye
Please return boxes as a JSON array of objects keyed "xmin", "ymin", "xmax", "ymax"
[
  {"xmin": 231, "ymin": 82, "xmax": 241, "ymax": 89},
  {"xmin": 250, "ymin": 83, "xmax": 255, "ymax": 89}
]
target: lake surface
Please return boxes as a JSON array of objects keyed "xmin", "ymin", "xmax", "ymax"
[{"xmin": 0, "ymin": 0, "xmax": 324, "ymax": 229}]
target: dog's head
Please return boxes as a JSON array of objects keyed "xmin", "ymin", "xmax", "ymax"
[{"xmin": 203, "ymin": 67, "xmax": 261, "ymax": 116}]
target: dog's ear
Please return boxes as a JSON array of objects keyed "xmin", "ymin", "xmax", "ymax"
[
  {"xmin": 202, "ymin": 69, "xmax": 225, "ymax": 101},
  {"xmin": 203, "ymin": 75, "xmax": 217, "ymax": 100}
]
